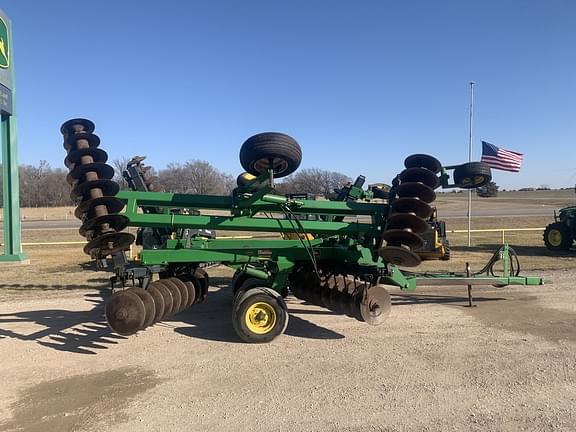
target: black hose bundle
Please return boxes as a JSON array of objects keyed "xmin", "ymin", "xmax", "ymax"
[
  {"xmin": 402, "ymin": 245, "xmax": 521, "ymax": 279},
  {"xmin": 473, "ymin": 245, "xmax": 520, "ymax": 277}
]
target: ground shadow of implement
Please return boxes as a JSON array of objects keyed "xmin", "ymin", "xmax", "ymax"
[
  {"xmin": 0, "ymin": 283, "xmax": 106, "ymax": 291},
  {"xmin": 452, "ymin": 244, "xmax": 576, "ymax": 257},
  {"xmin": 1, "ymin": 276, "xmax": 506, "ymax": 348},
  {"xmin": 0, "ymin": 277, "xmax": 344, "ymax": 352},
  {"xmin": 173, "ymin": 277, "xmax": 345, "ymax": 342},
  {"xmin": 391, "ymin": 292, "xmax": 505, "ymax": 307},
  {"xmin": 0, "ymin": 289, "xmax": 127, "ymax": 355}
]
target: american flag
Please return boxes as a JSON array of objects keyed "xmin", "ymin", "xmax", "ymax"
[{"xmin": 481, "ymin": 141, "xmax": 523, "ymax": 172}]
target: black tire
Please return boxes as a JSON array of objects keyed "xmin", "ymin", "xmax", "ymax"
[
  {"xmin": 440, "ymin": 239, "xmax": 450, "ymax": 261},
  {"xmin": 232, "ymin": 277, "xmax": 270, "ymax": 307},
  {"xmin": 231, "ymin": 269, "xmax": 250, "ymax": 295},
  {"xmin": 232, "ymin": 287, "xmax": 288, "ymax": 343},
  {"xmin": 543, "ymin": 222, "xmax": 573, "ymax": 251},
  {"xmin": 239, "ymin": 132, "xmax": 302, "ymax": 178},
  {"xmin": 453, "ymin": 162, "xmax": 492, "ymax": 189}
]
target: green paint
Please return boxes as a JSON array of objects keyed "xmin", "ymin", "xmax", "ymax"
[
  {"xmin": 0, "ymin": 8, "xmax": 27, "ymax": 263},
  {"xmin": 0, "ymin": 15, "xmax": 9, "ymax": 69},
  {"xmin": 116, "ymin": 185, "xmax": 542, "ymax": 292}
]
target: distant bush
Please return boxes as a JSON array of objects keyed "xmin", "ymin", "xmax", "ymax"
[{"xmin": 477, "ymin": 181, "xmax": 499, "ymax": 197}]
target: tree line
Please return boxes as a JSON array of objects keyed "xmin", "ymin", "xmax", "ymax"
[{"xmin": 0, "ymin": 160, "xmax": 352, "ymax": 207}]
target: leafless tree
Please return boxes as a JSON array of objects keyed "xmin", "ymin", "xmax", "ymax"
[
  {"xmin": 18, "ymin": 161, "xmax": 71, "ymax": 207},
  {"xmin": 277, "ymin": 168, "xmax": 351, "ymax": 197},
  {"xmin": 3, "ymin": 157, "xmax": 238, "ymax": 209},
  {"xmin": 159, "ymin": 160, "xmax": 233, "ymax": 195},
  {"xmin": 223, "ymin": 173, "xmax": 236, "ymax": 195},
  {"xmin": 111, "ymin": 156, "xmax": 132, "ymax": 190}
]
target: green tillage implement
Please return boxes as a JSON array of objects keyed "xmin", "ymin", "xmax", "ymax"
[
  {"xmin": 117, "ymin": 186, "xmax": 542, "ymax": 291},
  {"xmin": 113, "ymin": 170, "xmax": 542, "ymax": 334},
  {"xmin": 61, "ymin": 118, "xmax": 543, "ymax": 343}
]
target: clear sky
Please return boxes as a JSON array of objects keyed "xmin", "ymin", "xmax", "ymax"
[{"xmin": 1, "ymin": 0, "xmax": 575, "ymax": 189}]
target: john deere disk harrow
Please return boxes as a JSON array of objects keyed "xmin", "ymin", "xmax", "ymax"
[{"xmin": 61, "ymin": 118, "xmax": 543, "ymax": 343}]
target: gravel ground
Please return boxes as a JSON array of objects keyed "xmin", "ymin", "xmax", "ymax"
[{"xmin": 0, "ymin": 265, "xmax": 575, "ymax": 432}]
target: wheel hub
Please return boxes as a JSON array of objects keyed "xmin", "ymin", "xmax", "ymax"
[
  {"xmin": 548, "ymin": 229, "xmax": 562, "ymax": 246},
  {"xmin": 253, "ymin": 157, "xmax": 289, "ymax": 176},
  {"xmin": 245, "ymin": 302, "xmax": 277, "ymax": 334}
]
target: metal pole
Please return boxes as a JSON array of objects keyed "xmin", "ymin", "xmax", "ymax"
[
  {"xmin": 0, "ymin": 11, "xmax": 27, "ymax": 263},
  {"xmin": 467, "ymin": 81, "xmax": 475, "ymax": 247}
]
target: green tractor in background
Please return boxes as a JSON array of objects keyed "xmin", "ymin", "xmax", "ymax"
[{"xmin": 543, "ymin": 205, "xmax": 576, "ymax": 251}]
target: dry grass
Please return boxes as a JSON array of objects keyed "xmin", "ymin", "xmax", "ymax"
[
  {"xmin": 435, "ymin": 189, "xmax": 575, "ymax": 210},
  {"xmin": 0, "ymin": 206, "xmax": 76, "ymax": 222}
]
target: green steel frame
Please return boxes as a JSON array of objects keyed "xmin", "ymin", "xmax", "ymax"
[{"xmin": 115, "ymin": 170, "xmax": 543, "ymax": 293}]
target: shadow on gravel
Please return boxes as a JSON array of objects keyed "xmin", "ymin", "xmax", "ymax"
[
  {"xmin": 0, "ymin": 275, "xmax": 344, "ymax": 351},
  {"xmin": 0, "ymin": 283, "xmax": 100, "ymax": 290},
  {"xmin": 175, "ymin": 277, "xmax": 345, "ymax": 342},
  {"xmin": 391, "ymin": 292, "xmax": 505, "ymax": 307},
  {"xmin": 452, "ymin": 244, "xmax": 576, "ymax": 257},
  {"xmin": 173, "ymin": 284, "xmax": 240, "ymax": 343},
  {"xmin": 0, "ymin": 290, "xmax": 126, "ymax": 354},
  {"xmin": 284, "ymin": 315, "xmax": 345, "ymax": 340}
]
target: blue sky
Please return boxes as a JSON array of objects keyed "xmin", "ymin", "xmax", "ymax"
[{"xmin": 1, "ymin": 0, "xmax": 575, "ymax": 189}]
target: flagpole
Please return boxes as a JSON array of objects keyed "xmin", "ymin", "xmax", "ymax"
[{"xmin": 467, "ymin": 81, "xmax": 475, "ymax": 247}]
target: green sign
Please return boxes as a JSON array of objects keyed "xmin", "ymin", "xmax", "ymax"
[
  {"xmin": 0, "ymin": 6, "xmax": 27, "ymax": 263},
  {"xmin": 0, "ymin": 15, "xmax": 9, "ymax": 69},
  {"xmin": 0, "ymin": 8, "xmax": 12, "ymax": 114}
]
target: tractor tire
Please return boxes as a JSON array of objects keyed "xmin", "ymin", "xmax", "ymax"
[
  {"xmin": 543, "ymin": 222, "xmax": 573, "ymax": 251},
  {"xmin": 239, "ymin": 132, "xmax": 302, "ymax": 178},
  {"xmin": 232, "ymin": 287, "xmax": 288, "ymax": 343},
  {"xmin": 231, "ymin": 269, "xmax": 251, "ymax": 296},
  {"xmin": 453, "ymin": 162, "xmax": 492, "ymax": 189},
  {"xmin": 232, "ymin": 277, "xmax": 271, "ymax": 306},
  {"xmin": 440, "ymin": 239, "xmax": 451, "ymax": 261}
]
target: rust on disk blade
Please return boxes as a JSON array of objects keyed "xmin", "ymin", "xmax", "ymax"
[
  {"xmin": 360, "ymin": 285, "xmax": 392, "ymax": 325},
  {"xmin": 153, "ymin": 281, "xmax": 174, "ymax": 319},
  {"xmin": 168, "ymin": 278, "xmax": 190, "ymax": 310},
  {"xmin": 379, "ymin": 245, "xmax": 422, "ymax": 267},
  {"xmin": 127, "ymin": 288, "xmax": 156, "ymax": 329},
  {"xmin": 160, "ymin": 279, "xmax": 183, "ymax": 315},
  {"xmin": 146, "ymin": 282, "xmax": 166, "ymax": 323},
  {"xmin": 105, "ymin": 290, "xmax": 146, "ymax": 335}
]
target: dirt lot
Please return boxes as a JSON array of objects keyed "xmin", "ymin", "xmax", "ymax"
[{"xmin": 1, "ymin": 192, "xmax": 576, "ymax": 432}]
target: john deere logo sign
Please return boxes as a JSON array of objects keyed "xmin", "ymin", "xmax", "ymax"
[{"xmin": 0, "ymin": 16, "xmax": 9, "ymax": 69}]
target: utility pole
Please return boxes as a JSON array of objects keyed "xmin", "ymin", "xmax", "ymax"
[{"xmin": 467, "ymin": 81, "xmax": 475, "ymax": 247}]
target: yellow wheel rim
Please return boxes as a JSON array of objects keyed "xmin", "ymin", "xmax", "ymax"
[
  {"xmin": 245, "ymin": 302, "xmax": 277, "ymax": 334},
  {"xmin": 548, "ymin": 229, "xmax": 563, "ymax": 247}
]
